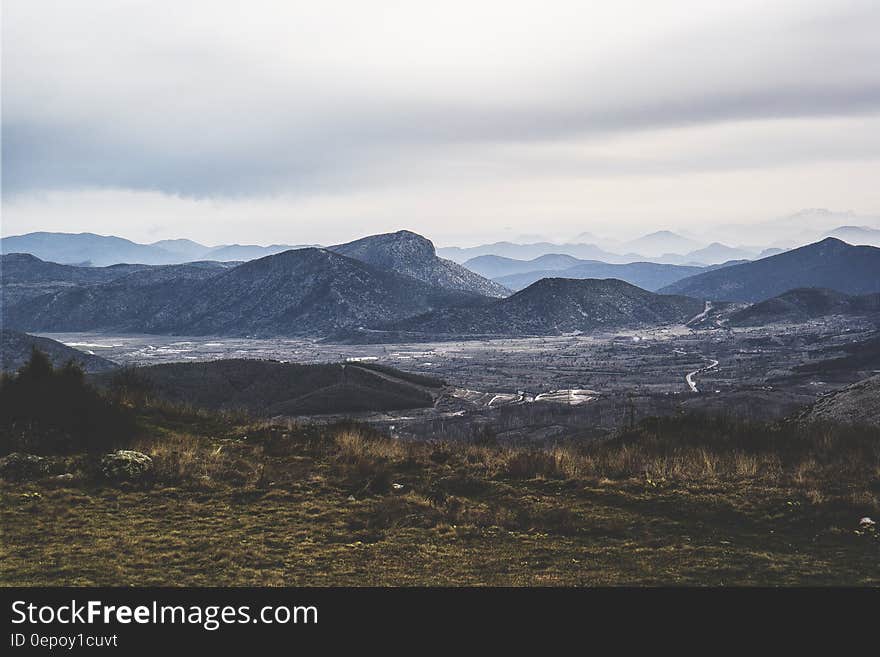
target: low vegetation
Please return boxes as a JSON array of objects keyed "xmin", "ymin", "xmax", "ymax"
[
  {"xmin": 0, "ymin": 349, "xmax": 133, "ymax": 455},
  {"xmin": 1, "ymin": 350, "xmax": 878, "ymax": 585}
]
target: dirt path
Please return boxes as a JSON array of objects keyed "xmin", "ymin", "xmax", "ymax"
[{"xmin": 686, "ymin": 357, "xmax": 719, "ymax": 393}]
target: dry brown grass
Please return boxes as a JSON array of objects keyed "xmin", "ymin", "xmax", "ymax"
[
  {"xmin": 3, "ymin": 410, "xmax": 879, "ymax": 586},
  {"xmin": 131, "ymin": 433, "xmax": 262, "ymax": 487}
]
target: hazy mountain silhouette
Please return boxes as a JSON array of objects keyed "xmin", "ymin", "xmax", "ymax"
[
  {"xmin": 621, "ymin": 231, "xmax": 702, "ymax": 257},
  {"xmin": 492, "ymin": 261, "xmax": 711, "ymax": 292},
  {"xmin": 0, "ymin": 232, "xmax": 182, "ymax": 266}
]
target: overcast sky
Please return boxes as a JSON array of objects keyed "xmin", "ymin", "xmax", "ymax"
[{"xmin": 3, "ymin": 0, "xmax": 880, "ymax": 246}]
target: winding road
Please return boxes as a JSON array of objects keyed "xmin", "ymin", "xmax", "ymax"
[{"xmin": 686, "ymin": 357, "xmax": 719, "ymax": 393}]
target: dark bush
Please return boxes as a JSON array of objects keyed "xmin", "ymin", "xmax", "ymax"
[{"xmin": 0, "ymin": 348, "xmax": 134, "ymax": 455}]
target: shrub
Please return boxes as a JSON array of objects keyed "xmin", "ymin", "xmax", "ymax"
[{"xmin": 0, "ymin": 348, "xmax": 134, "ymax": 455}]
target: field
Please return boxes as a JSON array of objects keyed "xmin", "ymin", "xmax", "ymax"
[{"xmin": 2, "ymin": 410, "xmax": 878, "ymax": 586}]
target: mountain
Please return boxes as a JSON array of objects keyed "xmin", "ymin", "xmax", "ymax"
[
  {"xmin": 462, "ymin": 254, "xmax": 583, "ymax": 279},
  {"xmin": 659, "ymin": 238, "xmax": 880, "ymax": 302},
  {"xmin": 727, "ymin": 288, "xmax": 880, "ymax": 326},
  {"xmin": 202, "ymin": 244, "xmax": 311, "ymax": 261},
  {"xmin": 389, "ymin": 278, "xmax": 703, "ymax": 337},
  {"xmin": 684, "ymin": 243, "xmax": 756, "ymax": 264},
  {"xmin": 0, "ymin": 330, "xmax": 117, "ymax": 373},
  {"xmin": 436, "ymin": 241, "xmax": 630, "ymax": 264},
  {"xmin": 329, "ymin": 230, "xmax": 508, "ymax": 297},
  {"xmin": 162, "ymin": 248, "xmax": 490, "ymax": 335},
  {"xmin": 92, "ymin": 359, "xmax": 442, "ymax": 416},
  {"xmin": 0, "ymin": 232, "xmax": 181, "ymax": 266},
  {"xmin": 150, "ymin": 239, "xmax": 213, "ymax": 261},
  {"xmin": 823, "ymin": 225, "xmax": 880, "ymax": 247},
  {"xmin": 4, "ymin": 247, "xmax": 489, "ymax": 336},
  {"xmin": 621, "ymin": 231, "xmax": 702, "ymax": 257},
  {"xmin": 494, "ymin": 261, "xmax": 707, "ymax": 292},
  {"xmin": 798, "ymin": 375, "xmax": 880, "ymax": 428}
]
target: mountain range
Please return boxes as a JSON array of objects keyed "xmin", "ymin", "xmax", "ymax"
[
  {"xmin": 0, "ymin": 232, "xmax": 316, "ymax": 267},
  {"xmin": 463, "ymin": 254, "xmax": 743, "ymax": 292},
  {"xmin": 4, "ymin": 229, "xmax": 879, "ymax": 340},
  {"xmin": 6, "ymin": 208, "xmax": 877, "ymax": 270},
  {"xmin": 2, "ymin": 232, "xmax": 500, "ymax": 336}
]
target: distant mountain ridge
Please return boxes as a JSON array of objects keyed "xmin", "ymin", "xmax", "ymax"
[
  {"xmin": 0, "ymin": 231, "xmax": 315, "ymax": 266},
  {"xmin": 659, "ymin": 238, "xmax": 880, "ymax": 302},
  {"xmin": 620, "ymin": 230, "xmax": 702, "ymax": 257},
  {"xmin": 463, "ymin": 253, "xmax": 748, "ymax": 292},
  {"xmin": 437, "ymin": 241, "xmax": 632, "ymax": 264}
]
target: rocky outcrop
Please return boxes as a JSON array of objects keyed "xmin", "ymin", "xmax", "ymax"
[
  {"xmin": 100, "ymin": 450, "xmax": 153, "ymax": 481},
  {"xmin": 330, "ymin": 230, "xmax": 509, "ymax": 298}
]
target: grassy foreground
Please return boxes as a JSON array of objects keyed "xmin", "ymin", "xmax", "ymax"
[{"xmin": 2, "ymin": 409, "xmax": 879, "ymax": 586}]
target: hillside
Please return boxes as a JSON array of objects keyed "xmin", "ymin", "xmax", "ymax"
[
  {"xmin": 728, "ymin": 288, "xmax": 880, "ymax": 326},
  {"xmin": 0, "ymin": 330, "xmax": 117, "ymax": 373},
  {"xmin": 0, "ymin": 253, "xmax": 152, "ymax": 307},
  {"xmin": 660, "ymin": 238, "xmax": 880, "ymax": 302},
  {"xmin": 330, "ymin": 230, "xmax": 508, "ymax": 297},
  {"xmin": 3, "ymin": 263, "xmax": 231, "ymax": 332},
  {"xmin": 390, "ymin": 278, "xmax": 703, "ymax": 336},
  {"xmin": 798, "ymin": 375, "xmax": 880, "ymax": 427},
  {"xmin": 92, "ymin": 359, "xmax": 442, "ymax": 415}
]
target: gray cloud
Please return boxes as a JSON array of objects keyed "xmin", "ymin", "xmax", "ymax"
[
  {"xmin": 3, "ymin": 0, "xmax": 880, "ymax": 198},
  {"xmin": 2, "ymin": 0, "xmax": 880, "ymax": 248}
]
